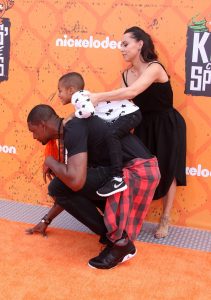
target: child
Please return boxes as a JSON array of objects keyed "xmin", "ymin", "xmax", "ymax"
[{"xmin": 58, "ymin": 72, "xmax": 142, "ymax": 197}]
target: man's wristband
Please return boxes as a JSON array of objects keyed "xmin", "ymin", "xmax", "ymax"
[{"xmin": 41, "ymin": 214, "xmax": 52, "ymax": 225}]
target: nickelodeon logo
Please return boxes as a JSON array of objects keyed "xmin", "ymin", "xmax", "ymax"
[
  {"xmin": 56, "ymin": 35, "xmax": 121, "ymax": 49},
  {"xmin": 186, "ymin": 164, "xmax": 211, "ymax": 177},
  {"xmin": 0, "ymin": 144, "xmax": 16, "ymax": 154}
]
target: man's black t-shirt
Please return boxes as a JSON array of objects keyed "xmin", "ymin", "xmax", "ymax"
[{"xmin": 64, "ymin": 116, "xmax": 153, "ymax": 167}]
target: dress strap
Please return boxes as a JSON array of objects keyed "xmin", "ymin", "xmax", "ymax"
[{"xmin": 122, "ymin": 70, "xmax": 129, "ymax": 87}]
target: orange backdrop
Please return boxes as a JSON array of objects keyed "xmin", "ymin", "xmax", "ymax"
[{"xmin": 0, "ymin": 0, "xmax": 211, "ymax": 230}]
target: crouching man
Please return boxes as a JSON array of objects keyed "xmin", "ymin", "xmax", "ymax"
[{"xmin": 26, "ymin": 104, "xmax": 160, "ymax": 269}]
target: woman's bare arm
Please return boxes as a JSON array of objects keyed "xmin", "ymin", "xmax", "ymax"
[{"xmin": 90, "ymin": 63, "xmax": 168, "ymax": 105}]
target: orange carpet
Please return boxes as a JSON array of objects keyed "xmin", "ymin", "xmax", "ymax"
[{"xmin": 0, "ymin": 218, "xmax": 210, "ymax": 300}]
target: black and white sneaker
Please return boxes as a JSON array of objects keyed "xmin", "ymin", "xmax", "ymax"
[
  {"xmin": 99, "ymin": 235, "xmax": 113, "ymax": 246},
  {"xmin": 88, "ymin": 239, "xmax": 137, "ymax": 269},
  {"xmin": 96, "ymin": 177, "xmax": 127, "ymax": 197}
]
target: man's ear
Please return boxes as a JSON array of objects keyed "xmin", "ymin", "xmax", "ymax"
[
  {"xmin": 40, "ymin": 120, "xmax": 47, "ymax": 130},
  {"xmin": 40, "ymin": 120, "xmax": 46, "ymax": 126}
]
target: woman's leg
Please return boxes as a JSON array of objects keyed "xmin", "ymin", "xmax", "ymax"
[{"xmin": 154, "ymin": 178, "xmax": 176, "ymax": 239}]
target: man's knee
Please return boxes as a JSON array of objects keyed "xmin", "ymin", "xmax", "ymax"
[
  {"xmin": 48, "ymin": 179, "xmax": 58, "ymax": 197},
  {"xmin": 48, "ymin": 177, "xmax": 68, "ymax": 197},
  {"xmin": 55, "ymin": 196, "xmax": 67, "ymax": 208},
  {"xmin": 48, "ymin": 180, "xmax": 69, "ymax": 208}
]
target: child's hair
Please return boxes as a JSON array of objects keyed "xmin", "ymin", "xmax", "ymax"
[{"xmin": 59, "ymin": 72, "xmax": 85, "ymax": 90}]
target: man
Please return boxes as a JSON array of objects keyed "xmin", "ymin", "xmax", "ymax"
[{"xmin": 27, "ymin": 104, "xmax": 160, "ymax": 269}]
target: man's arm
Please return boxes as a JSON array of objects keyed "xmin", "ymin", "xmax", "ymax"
[
  {"xmin": 44, "ymin": 152, "xmax": 88, "ymax": 191},
  {"xmin": 26, "ymin": 202, "xmax": 64, "ymax": 236}
]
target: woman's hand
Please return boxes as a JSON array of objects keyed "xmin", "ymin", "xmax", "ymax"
[{"xmin": 87, "ymin": 92, "xmax": 99, "ymax": 106}]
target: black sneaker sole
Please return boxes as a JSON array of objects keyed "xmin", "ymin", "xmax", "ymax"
[
  {"xmin": 96, "ymin": 184, "xmax": 128, "ymax": 197},
  {"xmin": 88, "ymin": 248, "xmax": 137, "ymax": 270}
]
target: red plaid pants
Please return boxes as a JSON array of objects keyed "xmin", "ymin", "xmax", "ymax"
[{"xmin": 104, "ymin": 157, "xmax": 161, "ymax": 242}]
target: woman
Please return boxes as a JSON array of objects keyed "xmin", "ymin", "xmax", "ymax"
[{"xmin": 90, "ymin": 26, "xmax": 186, "ymax": 239}]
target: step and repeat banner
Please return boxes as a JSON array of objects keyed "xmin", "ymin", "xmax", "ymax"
[{"xmin": 0, "ymin": 0, "xmax": 211, "ymax": 230}]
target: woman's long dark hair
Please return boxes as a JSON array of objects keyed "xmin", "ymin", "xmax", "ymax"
[{"xmin": 124, "ymin": 26, "xmax": 158, "ymax": 62}]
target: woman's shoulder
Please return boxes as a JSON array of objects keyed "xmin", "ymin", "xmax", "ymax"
[
  {"xmin": 147, "ymin": 61, "xmax": 170, "ymax": 80},
  {"xmin": 147, "ymin": 61, "xmax": 167, "ymax": 71}
]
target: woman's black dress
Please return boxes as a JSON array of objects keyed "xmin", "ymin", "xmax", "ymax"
[{"xmin": 122, "ymin": 64, "xmax": 186, "ymax": 200}]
